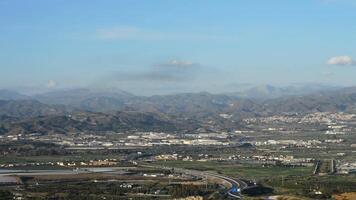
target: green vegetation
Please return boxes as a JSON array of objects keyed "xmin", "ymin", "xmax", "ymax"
[
  {"xmin": 157, "ymin": 160, "xmax": 312, "ymax": 179},
  {"xmin": 6, "ymin": 176, "xmax": 223, "ymax": 200},
  {"xmin": 0, "ymin": 190, "xmax": 13, "ymax": 200},
  {"xmin": 155, "ymin": 160, "xmax": 356, "ymax": 199},
  {"xmin": 263, "ymin": 175, "xmax": 356, "ymax": 199}
]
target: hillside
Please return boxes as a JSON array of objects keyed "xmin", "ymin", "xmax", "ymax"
[
  {"xmin": 1, "ymin": 111, "xmax": 194, "ymax": 135},
  {"xmin": 0, "ymin": 100, "xmax": 67, "ymax": 118}
]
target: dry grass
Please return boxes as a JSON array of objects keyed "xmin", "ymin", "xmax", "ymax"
[
  {"xmin": 265, "ymin": 195, "xmax": 306, "ymax": 200},
  {"xmin": 333, "ymin": 192, "xmax": 356, "ymax": 200}
]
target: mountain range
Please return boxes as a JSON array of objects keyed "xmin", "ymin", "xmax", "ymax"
[{"xmin": 0, "ymin": 85, "xmax": 356, "ymax": 135}]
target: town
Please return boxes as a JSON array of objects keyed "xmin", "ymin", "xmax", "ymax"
[{"xmin": 1, "ymin": 112, "xmax": 356, "ymax": 199}]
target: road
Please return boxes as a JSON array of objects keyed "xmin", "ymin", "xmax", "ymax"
[
  {"xmin": 179, "ymin": 169, "xmax": 247, "ymax": 199},
  {"xmin": 1, "ymin": 165, "xmax": 249, "ymax": 199},
  {"xmin": 139, "ymin": 163, "xmax": 248, "ymax": 199},
  {"xmin": 205, "ymin": 172, "xmax": 248, "ymax": 199}
]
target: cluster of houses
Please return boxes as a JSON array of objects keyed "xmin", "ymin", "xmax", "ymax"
[{"xmin": 0, "ymin": 159, "xmax": 118, "ymax": 168}]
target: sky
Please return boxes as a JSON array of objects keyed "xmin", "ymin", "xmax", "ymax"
[{"xmin": 0, "ymin": 0, "xmax": 356, "ymax": 95}]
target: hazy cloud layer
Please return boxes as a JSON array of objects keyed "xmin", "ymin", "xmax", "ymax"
[
  {"xmin": 96, "ymin": 26, "xmax": 235, "ymax": 41},
  {"xmin": 112, "ymin": 59, "xmax": 200, "ymax": 83},
  {"xmin": 327, "ymin": 56, "xmax": 355, "ymax": 66},
  {"xmin": 96, "ymin": 59, "xmax": 227, "ymax": 95},
  {"xmin": 155, "ymin": 59, "xmax": 199, "ymax": 68},
  {"xmin": 97, "ymin": 26, "xmax": 145, "ymax": 40},
  {"xmin": 322, "ymin": 71, "xmax": 334, "ymax": 77},
  {"xmin": 46, "ymin": 80, "xmax": 58, "ymax": 88}
]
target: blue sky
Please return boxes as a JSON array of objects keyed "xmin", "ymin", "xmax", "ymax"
[{"xmin": 1, "ymin": 0, "xmax": 356, "ymax": 94}]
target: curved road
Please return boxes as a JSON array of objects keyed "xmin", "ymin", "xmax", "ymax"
[
  {"xmin": 139, "ymin": 163, "xmax": 248, "ymax": 199},
  {"xmin": 205, "ymin": 172, "xmax": 248, "ymax": 199},
  {"xmin": 1, "ymin": 165, "xmax": 248, "ymax": 199},
  {"xmin": 183, "ymin": 170, "xmax": 247, "ymax": 199}
]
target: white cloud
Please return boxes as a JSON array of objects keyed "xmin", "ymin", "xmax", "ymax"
[
  {"xmin": 327, "ymin": 56, "xmax": 355, "ymax": 66},
  {"xmin": 157, "ymin": 59, "xmax": 198, "ymax": 68},
  {"xmin": 46, "ymin": 80, "xmax": 57, "ymax": 88},
  {"xmin": 97, "ymin": 26, "xmax": 141, "ymax": 40},
  {"xmin": 322, "ymin": 71, "xmax": 334, "ymax": 78},
  {"xmin": 96, "ymin": 26, "xmax": 235, "ymax": 41}
]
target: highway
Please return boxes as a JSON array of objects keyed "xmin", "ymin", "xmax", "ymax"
[
  {"xmin": 139, "ymin": 163, "xmax": 248, "ymax": 199},
  {"xmin": 205, "ymin": 172, "xmax": 248, "ymax": 199},
  {"xmin": 1, "ymin": 164, "xmax": 249, "ymax": 199},
  {"xmin": 182, "ymin": 170, "xmax": 247, "ymax": 199}
]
